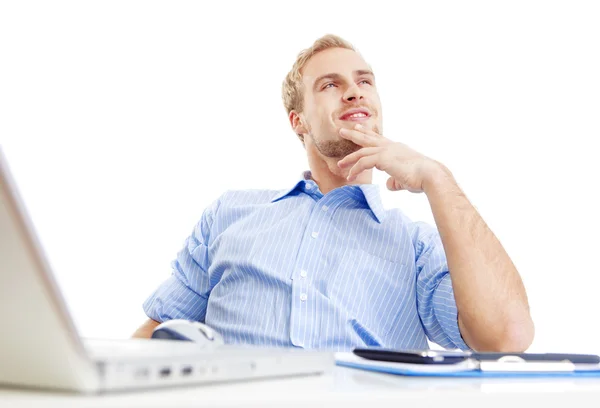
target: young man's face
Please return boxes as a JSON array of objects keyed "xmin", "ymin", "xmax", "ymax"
[{"xmin": 296, "ymin": 47, "xmax": 383, "ymax": 159}]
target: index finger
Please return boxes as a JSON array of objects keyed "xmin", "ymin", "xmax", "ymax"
[{"xmin": 339, "ymin": 128, "xmax": 381, "ymax": 147}]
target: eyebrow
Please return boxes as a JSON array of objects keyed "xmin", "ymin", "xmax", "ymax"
[{"xmin": 312, "ymin": 70, "xmax": 375, "ymax": 90}]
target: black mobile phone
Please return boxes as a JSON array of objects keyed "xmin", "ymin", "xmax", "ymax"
[{"xmin": 352, "ymin": 348, "xmax": 472, "ymax": 365}]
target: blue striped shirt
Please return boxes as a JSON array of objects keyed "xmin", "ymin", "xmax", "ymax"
[{"xmin": 143, "ymin": 171, "xmax": 469, "ymax": 351}]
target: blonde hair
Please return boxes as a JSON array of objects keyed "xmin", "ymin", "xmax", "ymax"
[{"xmin": 282, "ymin": 34, "xmax": 355, "ymax": 116}]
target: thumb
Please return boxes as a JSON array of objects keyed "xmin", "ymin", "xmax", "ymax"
[{"xmin": 386, "ymin": 177, "xmax": 403, "ymax": 191}]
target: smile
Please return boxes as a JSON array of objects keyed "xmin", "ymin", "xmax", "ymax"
[{"xmin": 339, "ymin": 108, "xmax": 372, "ymax": 122}]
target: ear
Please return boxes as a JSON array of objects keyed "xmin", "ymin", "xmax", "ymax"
[{"xmin": 289, "ymin": 111, "xmax": 307, "ymax": 142}]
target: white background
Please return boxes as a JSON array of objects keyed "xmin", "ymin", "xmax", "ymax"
[{"xmin": 1, "ymin": 1, "xmax": 599, "ymax": 353}]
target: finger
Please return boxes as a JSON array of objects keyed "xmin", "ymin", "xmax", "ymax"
[
  {"xmin": 386, "ymin": 177, "xmax": 403, "ymax": 191},
  {"xmin": 339, "ymin": 128, "xmax": 382, "ymax": 148},
  {"xmin": 337, "ymin": 147, "xmax": 382, "ymax": 168},
  {"xmin": 347, "ymin": 154, "xmax": 380, "ymax": 181},
  {"xmin": 353, "ymin": 124, "xmax": 385, "ymax": 139}
]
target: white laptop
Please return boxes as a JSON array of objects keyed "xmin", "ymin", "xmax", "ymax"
[{"xmin": 0, "ymin": 148, "xmax": 334, "ymax": 393}]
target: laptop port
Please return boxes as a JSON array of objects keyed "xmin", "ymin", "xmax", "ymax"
[
  {"xmin": 133, "ymin": 367, "xmax": 150, "ymax": 379},
  {"xmin": 159, "ymin": 367, "xmax": 172, "ymax": 378},
  {"xmin": 181, "ymin": 366, "xmax": 193, "ymax": 376}
]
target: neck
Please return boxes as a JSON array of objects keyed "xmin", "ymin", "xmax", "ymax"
[{"xmin": 307, "ymin": 151, "xmax": 373, "ymax": 195}]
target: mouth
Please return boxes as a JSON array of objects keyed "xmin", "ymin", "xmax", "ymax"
[{"xmin": 339, "ymin": 108, "xmax": 371, "ymax": 122}]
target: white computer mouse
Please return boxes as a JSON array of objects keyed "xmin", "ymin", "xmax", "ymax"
[{"xmin": 151, "ymin": 319, "xmax": 225, "ymax": 347}]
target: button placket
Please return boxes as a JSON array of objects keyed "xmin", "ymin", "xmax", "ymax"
[{"xmin": 290, "ymin": 194, "xmax": 334, "ymax": 347}]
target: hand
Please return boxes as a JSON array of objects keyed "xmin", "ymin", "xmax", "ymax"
[{"xmin": 337, "ymin": 124, "xmax": 447, "ymax": 193}]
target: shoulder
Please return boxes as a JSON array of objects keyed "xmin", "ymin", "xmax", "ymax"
[
  {"xmin": 194, "ymin": 188, "xmax": 286, "ymax": 241},
  {"xmin": 196, "ymin": 187, "xmax": 284, "ymax": 223},
  {"xmin": 385, "ymin": 208, "xmax": 440, "ymax": 248},
  {"xmin": 217, "ymin": 188, "xmax": 285, "ymax": 207},
  {"xmin": 208, "ymin": 187, "xmax": 288, "ymax": 228}
]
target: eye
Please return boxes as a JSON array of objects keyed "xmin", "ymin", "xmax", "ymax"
[
  {"xmin": 359, "ymin": 79, "xmax": 372, "ymax": 85},
  {"xmin": 323, "ymin": 82, "xmax": 336, "ymax": 90}
]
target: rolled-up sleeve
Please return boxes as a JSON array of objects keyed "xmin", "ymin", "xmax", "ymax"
[
  {"xmin": 413, "ymin": 222, "xmax": 470, "ymax": 351},
  {"xmin": 143, "ymin": 196, "xmax": 221, "ymax": 323}
]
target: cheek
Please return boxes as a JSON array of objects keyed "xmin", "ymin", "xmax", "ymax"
[
  {"xmin": 311, "ymin": 107, "xmax": 333, "ymax": 128},
  {"xmin": 306, "ymin": 96, "xmax": 339, "ymax": 133}
]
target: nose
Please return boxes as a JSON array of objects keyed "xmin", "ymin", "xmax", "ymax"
[{"xmin": 342, "ymin": 83, "xmax": 364, "ymax": 103}]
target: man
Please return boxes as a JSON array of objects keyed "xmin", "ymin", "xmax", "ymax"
[{"xmin": 134, "ymin": 34, "xmax": 534, "ymax": 352}]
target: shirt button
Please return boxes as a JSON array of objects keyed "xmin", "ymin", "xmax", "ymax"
[
  {"xmin": 321, "ymin": 205, "xmax": 329, "ymax": 212},
  {"xmin": 300, "ymin": 293, "xmax": 307, "ymax": 301},
  {"xmin": 311, "ymin": 231, "xmax": 319, "ymax": 239},
  {"xmin": 305, "ymin": 183, "xmax": 313, "ymax": 190},
  {"xmin": 300, "ymin": 270, "xmax": 307, "ymax": 278}
]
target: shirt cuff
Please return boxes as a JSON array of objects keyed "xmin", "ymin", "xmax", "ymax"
[
  {"xmin": 142, "ymin": 274, "xmax": 208, "ymax": 323},
  {"xmin": 432, "ymin": 274, "xmax": 470, "ymax": 351}
]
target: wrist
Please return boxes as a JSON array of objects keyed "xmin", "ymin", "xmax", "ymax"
[{"xmin": 423, "ymin": 162, "xmax": 457, "ymax": 195}]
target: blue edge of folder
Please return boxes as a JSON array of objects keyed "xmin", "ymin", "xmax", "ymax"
[{"xmin": 336, "ymin": 361, "xmax": 600, "ymax": 378}]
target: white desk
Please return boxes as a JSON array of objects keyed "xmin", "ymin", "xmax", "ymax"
[{"xmin": 2, "ymin": 366, "xmax": 600, "ymax": 407}]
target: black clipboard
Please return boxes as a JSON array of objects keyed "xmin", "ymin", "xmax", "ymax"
[
  {"xmin": 352, "ymin": 348, "xmax": 600, "ymax": 365},
  {"xmin": 336, "ymin": 348, "xmax": 600, "ymax": 377}
]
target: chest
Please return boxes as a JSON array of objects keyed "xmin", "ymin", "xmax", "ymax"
[{"xmin": 209, "ymin": 200, "xmax": 416, "ymax": 285}]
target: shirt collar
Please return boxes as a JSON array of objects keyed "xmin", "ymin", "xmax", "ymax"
[
  {"xmin": 270, "ymin": 171, "xmax": 312, "ymax": 203},
  {"xmin": 357, "ymin": 183, "xmax": 386, "ymax": 224},
  {"xmin": 271, "ymin": 170, "xmax": 386, "ymax": 224}
]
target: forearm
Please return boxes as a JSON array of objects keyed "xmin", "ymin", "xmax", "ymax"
[
  {"xmin": 424, "ymin": 165, "xmax": 534, "ymax": 352},
  {"xmin": 132, "ymin": 319, "xmax": 161, "ymax": 339}
]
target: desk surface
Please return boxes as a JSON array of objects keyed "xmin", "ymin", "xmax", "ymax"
[{"xmin": 3, "ymin": 366, "xmax": 600, "ymax": 407}]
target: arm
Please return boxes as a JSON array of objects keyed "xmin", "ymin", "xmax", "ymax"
[
  {"xmin": 413, "ymin": 224, "xmax": 471, "ymax": 351},
  {"xmin": 137, "ymin": 196, "xmax": 222, "ymax": 336},
  {"xmin": 424, "ymin": 165, "xmax": 534, "ymax": 352},
  {"xmin": 336, "ymin": 125, "xmax": 534, "ymax": 351},
  {"xmin": 132, "ymin": 318, "xmax": 161, "ymax": 339}
]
